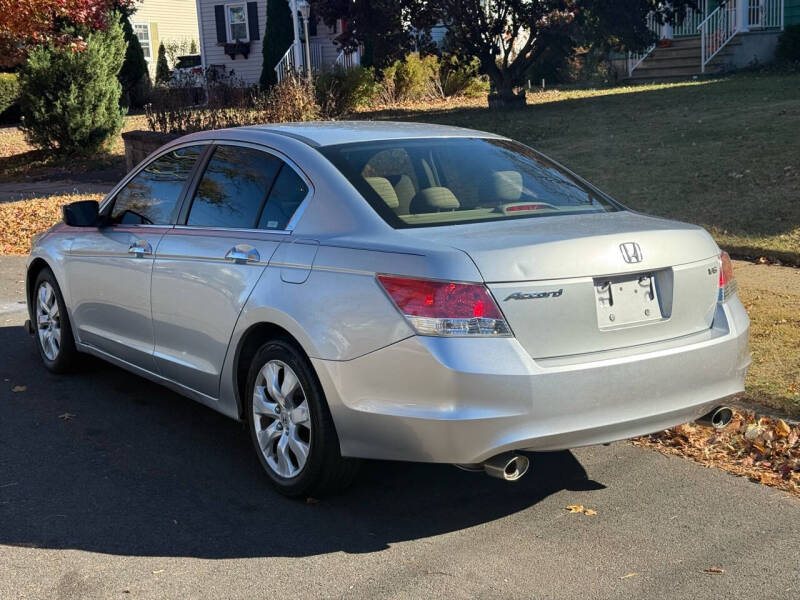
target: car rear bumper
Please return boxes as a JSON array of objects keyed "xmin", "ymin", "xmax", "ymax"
[{"xmin": 314, "ymin": 298, "xmax": 750, "ymax": 465}]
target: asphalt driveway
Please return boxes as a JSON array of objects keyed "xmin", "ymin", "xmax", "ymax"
[{"xmin": 1, "ymin": 255, "xmax": 798, "ymax": 599}]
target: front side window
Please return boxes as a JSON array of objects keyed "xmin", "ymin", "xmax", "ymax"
[
  {"xmin": 110, "ymin": 146, "xmax": 202, "ymax": 225},
  {"xmin": 320, "ymin": 138, "xmax": 620, "ymax": 228},
  {"xmin": 132, "ymin": 23, "xmax": 151, "ymax": 60},
  {"xmin": 186, "ymin": 145, "xmax": 281, "ymax": 229},
  {"xmin": 227, "ymin": 4, "xmax": 248, "ymax": 42}
]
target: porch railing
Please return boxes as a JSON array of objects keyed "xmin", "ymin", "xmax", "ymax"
[
  {"xmin": 334, "ymin": 48, "xmax": 361, "ymax": 70},
  {"xmin": 274, "ymin": 45, "xmax": 297, "ymax": 83},
  {"xmin": 274, "ymin": 42, "xmax": 325, "ymax": 82},
  {"xmin": 673, "ymin": 2, "xmax": 708, "ymax": 37},
  {"xmin": 749, "ymin": 0, "xmax": 784, "ymax": 30},
  {"xmin": 627, "ymin": 12, "xmax": 662, "ymax": 76},
  {"xmin": 699, "ymin": 0, "xmax": 738, "ymax": 72}
]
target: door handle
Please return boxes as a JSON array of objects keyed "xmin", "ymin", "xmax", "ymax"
[
  {"xmin": 128, "ymin": 240, "xmax": 152, "ymax": 256},
  {"xmin": 225, "ymin": 245, "xmax": 260, "ymax": 264}
]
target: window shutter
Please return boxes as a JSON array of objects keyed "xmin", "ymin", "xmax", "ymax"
[
  {"xmin": 214, "ymin": 5, "xmax": 227, "ymax": 44},
  {"xmin": 247, "ymin": 2, "xmax": 260, "ymax": 41}
]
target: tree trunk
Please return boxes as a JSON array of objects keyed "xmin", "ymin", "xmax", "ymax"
[{"xmin": 487, "ymin": 72, "xmax": 526, "ymax": 109}]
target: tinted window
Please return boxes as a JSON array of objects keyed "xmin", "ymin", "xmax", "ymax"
[
  {"xmin": 187, "ymin": 145, "xmax": 281, "ymax": 228},
  {"xmin": 320, "ymin": 138, "xmax": 619, "ymax": 229},
  {"xmin": 257, "ymin": 165, "xmax": 309, "ymax": 230},
  {"xmin": 111, "ymin": 146, "xmax": 202, "ymax": 225}
]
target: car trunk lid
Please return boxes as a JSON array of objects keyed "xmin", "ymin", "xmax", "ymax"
[{"xmin": 400, "ymin": 212, "xmax": 721, "ymax": 358}]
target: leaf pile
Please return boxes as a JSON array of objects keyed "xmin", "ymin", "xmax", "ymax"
[
  {"xmin": 0, "ymin": 192, "xmax": 103, "ymax": 255},
  {"xmin": 634, "ymin": 410, "xmax": 800, "ymax": 495}
]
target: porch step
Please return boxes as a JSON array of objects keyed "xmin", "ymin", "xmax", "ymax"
[
  {"xmin": 660, "ymin": 37, "xmax": 701, "ymax": 48},
  {"xmin": 625, "ymin": 35, "xmax": 741, "ymax": 82}
]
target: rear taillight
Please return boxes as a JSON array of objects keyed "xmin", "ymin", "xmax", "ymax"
[
  {"xmin": 718, "ymin": 251, "xmax": 737, "ymax": 302},
  {"xmin": 377, "ymin": 275, "xmax": 511, "ymax": 337}
]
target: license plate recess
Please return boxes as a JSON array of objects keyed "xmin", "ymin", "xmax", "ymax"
[{"xmin": 594, "ymin": 272, "xmax": 662, "ymax": 329}]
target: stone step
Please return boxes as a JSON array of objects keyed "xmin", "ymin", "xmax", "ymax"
[
  {"xmin": 627, "ymin": 67, "xmax": 703, "ymax": 80},
  {"xmin": 647, "ymin": 48, "xmax": 702, "ymax": 60},
  {"xmin": 662, "ymin": 37, "xmax": 702, "ymax": 48},
  {"xmin": 636, "ymin": 59, "xmax": 701, "ymax": 70},
  {"xmin": 626, "ymin": 35, "xmax": 740, "ymax": 82}
]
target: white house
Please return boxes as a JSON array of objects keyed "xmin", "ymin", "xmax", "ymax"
[
  {"xmin": 195, "ymin": 0, "xmax": 359, "ymax": 85},
  {"xmin": 130, "ymin": 0, "xmax": 200, "ymax": 78}
]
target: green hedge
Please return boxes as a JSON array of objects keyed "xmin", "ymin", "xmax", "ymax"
[
  {"xmin": 0, "ymin": 73, "xmax": 20, "ymax": 123},
  {"xmin": 776, "ymin": 24, "xmax": 800, "ymax": 63},
  {"xmin": 19, "ymin": 17, "xmax": 126, "ymax": 154}
]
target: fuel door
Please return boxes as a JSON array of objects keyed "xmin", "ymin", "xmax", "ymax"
[{"xmin": 274, "ymin": 239, "xmax": 319, "ymax": 284}]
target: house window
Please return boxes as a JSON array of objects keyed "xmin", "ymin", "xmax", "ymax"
[
  {"xmin": 132, "ymin": 23, "xmax": 151, "ymax": 60},
  {"xmin": 226, "ymin": 4, "xmax": 249, "ymax": 42}
]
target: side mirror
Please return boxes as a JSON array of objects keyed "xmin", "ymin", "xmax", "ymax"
[{"xmin": 62, "ymin": 200, "xmax": 100, "ymax": 227}]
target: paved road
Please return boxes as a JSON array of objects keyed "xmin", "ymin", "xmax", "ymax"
[
  {"xmin": 1, "ymin": 256, "xmax": 799, "ymax": 599},
  {"xmin": 0, "ymin": 179, "xmax": 116, "ymax": 204}
]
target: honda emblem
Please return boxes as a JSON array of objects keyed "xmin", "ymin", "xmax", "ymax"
[{"xmin": 620, "ymin": 242, "xmax": 643, "ymax": 264}]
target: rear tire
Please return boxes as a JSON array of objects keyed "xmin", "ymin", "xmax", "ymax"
[
  {"xmin": 32, "ymin": 268, "xmax": 78, "ymax": 373},
  {"xmin": 245, "ymin": 339, "xmax": 360, "ymax": 498}
]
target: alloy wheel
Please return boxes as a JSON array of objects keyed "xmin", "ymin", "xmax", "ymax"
[
  {"xmin": 252, "ymin": 360, "xmax": 312, "ymax": 478},
  {"xmin": 36, "ymin": 281, "xmax": 61, "ymax": 361}
]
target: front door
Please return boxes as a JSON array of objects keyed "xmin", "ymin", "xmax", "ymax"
[
  {"xmin": 66, "ymin": 145, "xmax": 204, "ymax": 371},
  {"xmin": 151, "ymin": 142, "xmax": 311, "ymax": 398}
]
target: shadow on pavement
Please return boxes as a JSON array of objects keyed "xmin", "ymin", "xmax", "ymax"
[{"xmin": 0, "ymin": 324, "xmax": 604, "ymax": 558}]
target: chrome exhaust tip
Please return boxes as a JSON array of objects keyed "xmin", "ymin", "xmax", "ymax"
[
  {"xmin": 482, "ymin": 452, "xmax": 530, "ymax": 481},
  {"xmin": 697, "ymin": 406, "xmax": 734, "ymax": 430}
]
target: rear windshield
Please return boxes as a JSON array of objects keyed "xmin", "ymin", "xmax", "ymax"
[{"xmin": 320, "ymin": 137, "xmax": 619, "ymax": 228}]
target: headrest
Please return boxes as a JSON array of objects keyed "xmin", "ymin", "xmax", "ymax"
[
  {"xmin": 364, "ymin": 176, "xmax": 399, "ymax": 209},
  {"xmin": 409, "ymin": 187, "xmax": 460, "ymax": 214},
  {"xmin": 482, "ymin": 170, "xmax": 523, "ymax": 203}
]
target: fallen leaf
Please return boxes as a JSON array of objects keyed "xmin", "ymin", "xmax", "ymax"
[
  {"xmin": 566, "ymin": 504, "xmax": 584, "ymax": 513},
  {"xmin": 58, "ymin": 412, "xmax": 75, "ymax": 421},
  {"xmin": 306, "ymin": 497, "xmax": 319, "ymax": 505},
  {"xmin": 584, "ymin": 508, "xmax": 598, "ymax": 516},
  {"xmin": 775, "ymin": 419, "xmax": 791, "ymax": 438},
  {"xmin": 11, "ymin": 385, "xmax": 26, "ymax": 392},
  {"xmin": 704, "ymin": 566, "xmax": 724, "ymax": 574},
  {"xmin": 620, "ymin": 572, "xmax": 637, "ymax": 579}
]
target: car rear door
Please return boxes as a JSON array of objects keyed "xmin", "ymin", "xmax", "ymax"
[
  {"xmin": 150, "ymin": 141, "xmax": 311, "ymax": 398},
  {"xmin": 65, "ymin": 144, "xmax": 205, "ymax": 370}
]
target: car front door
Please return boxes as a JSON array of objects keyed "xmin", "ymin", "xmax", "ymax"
[
  {"xmin": 151, "ymin": 142, "xmax": 311, "ymax": 398},
  {"xmin": 65, "ymin": 144, "xmax": 206, "ymax": 371}
]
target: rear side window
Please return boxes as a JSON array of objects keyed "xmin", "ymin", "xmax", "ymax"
[
  {"xmin": 111, "ymin": 145, "xmax": 202, "ymax": 225},
  {"xmin": 187, "ymin": 145, "xmax": 282, "ymax": 228},
  {"xmin": 256, "ymin": 165, "xmax": 309, "ymax": 230}
]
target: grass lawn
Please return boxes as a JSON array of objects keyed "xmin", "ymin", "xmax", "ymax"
[
  {"xmin": 362, "ymin": 72, "xmax": 800, "ymax": 266},
  {"xmin": 734, "ymin": 261, "xmax": 800, "ymax": 417},
  {"xmin": 0, "ymin": 114, "xmax": 149, "ymax": 183}
]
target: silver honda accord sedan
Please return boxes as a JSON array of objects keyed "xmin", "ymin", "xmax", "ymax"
[{"xmin": 25, "ymin": 121, "xmax": 750, "ymax": 496}]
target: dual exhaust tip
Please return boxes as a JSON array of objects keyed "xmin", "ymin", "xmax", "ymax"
[{"xmin": 459, "ymin": 406, "xmax": 733, "ymax": 482}]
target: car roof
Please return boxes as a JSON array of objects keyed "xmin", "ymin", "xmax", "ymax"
[{"xmin": 237, "ymin": 120, "xmax": 508, "ymax": 148}]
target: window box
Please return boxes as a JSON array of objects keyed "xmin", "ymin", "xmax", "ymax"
[{"xmin": 223, "ymin": 40, "xmax": 251, "ymax": 59}]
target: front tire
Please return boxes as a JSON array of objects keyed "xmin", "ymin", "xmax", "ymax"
[
  {"xmin": 32, "ymin": 268, "xmax": 78, "ymax": 373},
  {"xmin": 245, "ymin": 339, "xmax": 360, "ymax": 497}
]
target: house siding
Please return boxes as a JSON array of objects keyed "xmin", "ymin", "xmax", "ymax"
[
  {"xmin": 131, "ymin": 0, "xmax": 200, "ymax": 78},
  {"xmin": 199, "ymin": 0, "xmax": 267, "ymax": 84},
  {"xmin": 786, "ymin": 0, "xmax": 800, "ymax": 25},
  {"xmin": 198, "ymin": 3, "xmax": 344, "ymax": 85},
  {"xmin": 312, "ymin": 22, "xmax": 342, "ymax": 68}
]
